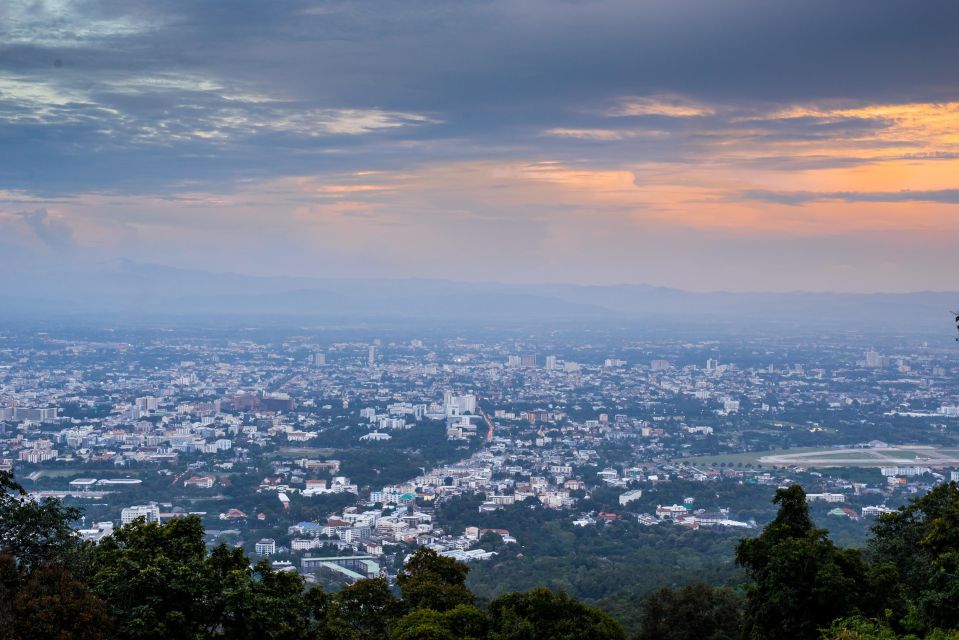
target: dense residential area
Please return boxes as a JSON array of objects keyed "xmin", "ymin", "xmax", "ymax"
[{"xmin": 3, "ymin": 324, "xmax": 959, "ymax": 636}]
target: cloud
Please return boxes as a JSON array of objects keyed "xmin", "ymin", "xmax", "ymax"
[
  {"xmin": 1, "ymin": 1, "xmax": 958, "ymax": 291},
  {"xmin": 742, "ymin": 189, "xmax": 959, "ymax": 205},
  {"xmin": 542, "ymin": 128, "xmax": 669, "ymax": 141},
  {"xmin": 16, "ymin": 208, "xmax": 75, "ymax": 250},
  {"xmin": 0, "ymin": 71, "xmax": 438, "ymax": 140},
  {"xmin": 607, "ymin": 95, "xmax": 715, "ymax": 118},
  {"xmin": 0, "ymin": 0, "xmax": 159, "ymax": 47}
]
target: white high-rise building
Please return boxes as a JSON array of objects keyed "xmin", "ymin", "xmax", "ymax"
[
  {"xmin": 255, "ymin": 538, "xmax": 277, "ymax": 556},
  {"xmin": 545, "ymin": 355, "xmax": 557, "ymax": 370},
  {"xmin": 313, "ymin": 352, "xmax": 326, "ymax": 366},
  {"xmin": 723, "ymin": 399, "xmax": 741, "ymax": 413},
  {"xmin": 121, "ymin": 504, "xmax": 161, "ymax": 526},
  {"xmin": 443, "ymin": 392, "xmax": 476, "ymax": 416},
  {"xmin": 865, "ymin": 350, "xmax": 883, "ymax": 368},
  {"xmin": 368, "ymin": 345, "xmax": 376, "ymax": 366},
  {"xmin": 135, "ymin": 396, "xmax": 159, "ymax": 412}
]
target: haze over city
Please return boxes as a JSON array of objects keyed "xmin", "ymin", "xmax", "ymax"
[
  {"xmin": 8, "ymin": 4, "xmax": 959, "ymax": 640},
  {"xmin": 3, "ymin": 1, "xmax": 959, "ymax": 292}
]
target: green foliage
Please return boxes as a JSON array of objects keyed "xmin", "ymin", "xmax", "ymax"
[
  {"xmin": 870, "ymin": 483, "xmax": 959, "ymax": 634},
  {"xmin": 636, "ymin": 582, "xmax": 742, "ymax": 640},
  {"xmin": 487, "ymin": 587, "xmax": 625, "ymax": 640},
  {"xmin": 398, "ymin": 548, "xmax": 474, "ymax": 612},
  {"xmin": 10, "ymin": 468, "xmax": 959, "ymax": 640},
  {"xmin": 821, "ymin": 617, "xmax": 904, "ymax": 640},
  {"xmin": 736, "ymin": 485, "xmax": 875, "ymax": 640},
  {"xmin": 390, "ymin": 605, "xmax": 488, "ymax": 640},
  {"xmin": 215, "ymin": 559, "xmax": 311, "ymax": 640},
  {"xmin": 820, "ymin": 616, "xmax": 959, "ymax": 640},
  {"xmin": 0, "ymin": 470, "xmax": 84, "ymax": 571},
  {"xmin": 330, "ymin": 576, "xmax": 402, "ymax": 639},
  {"xmin": 446, "ymin": 492, "xmax": 742, "ymax": 635},
  {"xmin": 90, "ymin": 516, "xmax": 216, "ymax": 640},
  {"xmin": 0, "ymin": 471, "xmax": 112, "ymax": 640},
  {"xmin": 8, "ymin": 562, "xmax": 113, "ymax": 640},
  {"xmin": 390, "ymin": 610, "xmax": 458, "ymax": 640}
]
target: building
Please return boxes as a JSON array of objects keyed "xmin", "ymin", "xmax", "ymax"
[
  {"xmin": 255, "ymin": 538, "xmax": 276, "ymax": 556},
  {"xmin": 880, "ymin": 466, "xmax": 931, "ymax": 477},
  {"xmin": 443, "ymin": 392, "xmax": 476, "ymax": 416},
  {"xmin": 135, "ymin": 396, "xmax": 159, "ymax": 412},
  {"xmin": 121, "ymin": 504, "xmax": 161, "ymax": 526},
  {"xmin": 12, "ymin": 407, "xmax": 59, "ymax": 422},
  {"xmin": 619, "ymin": 489, "xmax": 644, "ymax": 506},
  {"xmin": 68, "ymin": 478, "xmax": 99, "ymax": 491},
  {"xmin": 78, "ymin": 521, "xmax": 115, "ymax": 544},
  {"xmin": 184, "ymin": 475, "xmax": 215, "ymax": 489},
  {"xmin": 806, "ymin": 493, "xmax": 846, "ymax": 503},
  {"xmin": 865, "ymin": 350, "xmax": 884, "ymax": 368},
  {"xmin": 722, "ymin": 399, "xmax": 741, "ymax": 413},
  {"xmin": 18, "ymin": 448, "xmax": 56, "ymax": 463}
]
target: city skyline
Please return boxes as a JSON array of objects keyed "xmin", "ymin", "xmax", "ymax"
[{"xmin": 2, "ymin": 1, "xmax": 959, "ymax": 292}]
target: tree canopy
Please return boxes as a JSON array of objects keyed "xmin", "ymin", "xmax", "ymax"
[{"xmin": 7, "ymin": 469, "xmax": 959, "ymax": 640}]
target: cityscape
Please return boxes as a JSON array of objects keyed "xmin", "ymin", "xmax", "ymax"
[
  {"xmin": 3, "ymin": 0, "xmax": 959, "ymax": 638},
  {"xmin": 4, "ymin": 323, "xmax": 958, "ymax": 600}
]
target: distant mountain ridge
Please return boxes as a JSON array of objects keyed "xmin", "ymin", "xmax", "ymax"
[{"xmin": 0, "ymin": 260, "xmax": 955, "ymax": 331}]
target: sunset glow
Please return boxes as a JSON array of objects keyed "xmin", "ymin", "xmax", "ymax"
[{"xmin": 1, "ymin": 0, "xmax": 957, "ymax": 291}]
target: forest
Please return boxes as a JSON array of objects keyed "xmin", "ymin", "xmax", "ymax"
[{"xmin": 4, "ymin": 469, "xmax": 959, "ymax": 639}]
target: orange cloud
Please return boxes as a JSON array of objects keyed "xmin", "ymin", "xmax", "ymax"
[{"xmin": 608, "ymin": 94, "xmax": 715, "ymax": 118}]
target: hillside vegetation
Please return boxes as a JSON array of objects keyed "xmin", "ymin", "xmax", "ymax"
[{"xmin": 4, "ymin": 470, "xmax": 959, "ymax": 640}]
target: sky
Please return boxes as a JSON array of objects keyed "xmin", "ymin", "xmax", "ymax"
[{"xmin": 2, "ymin": 0, "xmax": 959, "ymax": 292}]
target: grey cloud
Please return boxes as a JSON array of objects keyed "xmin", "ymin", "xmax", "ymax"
[
  {"xmin": 1, "ymin": 0, "xmax": 958, "ymax": 195},
  {"xmin": 742, "ymin": 189, "xmax": 959, "ymax": 206},
  {"xmin": 17, "ymin": 208, "xmax": 75, "ymax": 250}
]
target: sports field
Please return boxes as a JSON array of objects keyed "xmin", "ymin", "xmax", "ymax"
[
  {"xmin": 678, "ymin": 445, "xmax": 959, "ymax": 469},
  {"xmin": 758, "ymin": 445, "xmax": 959, "ymax": 468}
]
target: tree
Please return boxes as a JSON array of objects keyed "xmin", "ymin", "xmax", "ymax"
[
  {"xmin": 89, "ymin": 515, "xmax": 216, "ymax": 640},
  {"xmin": 821, "ymin": 616, "xmax": 959, "ymax": 640},
  {"xmin": 215, "ymin": 559, "xmax": 310, "ymax": 640},
  {"xmin": 0, "ymin": 554, "xmax": 19, "ymax": 640},
  {"xmin": 0, "ymin": 471, "xmax": 83, "ymax": 571},
  {"xmin": 331, "ymin": 577, "xmax": 402, "ymax": 639},
  {"xmin": 736, "ymin": 485, "xmax": 874, "ymax": 640},
  {"xmin": 487, "ymin": 587, "xmax": 625, "ymax": 640},
  {"xmin": 870, "ymin": 482, "xmax": 959, "ymax": 633},
  {"xmin": 636, "ymin": 582, "xmax": 741, "ymax": 640},
  {"xmin": 11, "ymin": 563, "xmax": 112, "ymax": 640},
  {"xmin": 390, "ymin": 605, "xmax": 488, "ymax": 640},
  {"xmin": 397, "ymin": 548, "xmax": 474, "ymax": 612}
]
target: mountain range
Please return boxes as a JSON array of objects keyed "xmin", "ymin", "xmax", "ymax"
[{"xmin": 1, "ymin": 259, "xmax": 955, "ymax": 332}]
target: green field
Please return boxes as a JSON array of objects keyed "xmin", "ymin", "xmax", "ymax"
[{"xmin": 671, "ymin": 448, "xmax": 799, "ymax": 467}]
